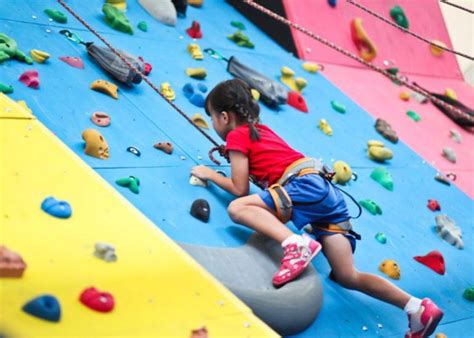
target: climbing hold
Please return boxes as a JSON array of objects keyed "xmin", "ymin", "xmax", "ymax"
[
  {"xmin": 0, "ymin": 82, "xmax": 13, "ymax": 94},
  {"xmin": 327, "ymin": 0, "xmax": 337, "ymax": 7},
  {"xmin": 331, "ymin": 101, "xmax": 346, "ymax": 113},
  {"xmin": 189, "ymin": 94, "xmax": 205, "ymax": 108},
  {"xmin": 172, "ymin": 0, "xmax": 187, "ymax": 17},
  {"xmin": 411, "ymin": 92, "xmax": 428, "ymax": 104},
  {"xmin": 23, "ymin": 295, "xmax": 61, "ymax": 322},
  {"xmin": 0, "ymin": 33, "xmax": 33, "ymax": 64},
  {"xmin": 435, "ymin": 214, "xmax": 463, "ymax": 249},
  {"xmin": 463, "ymin": 287, "xmax": 474, "ymax": 302},
  {"xmin": 227, "ymin": 30, "xmax": 255, "ymax": 48},
  {"xmin": 116, "ymin": 176, "xmax": 140, "ymax": 194},
  {"xmin": 44, "ymin": 8, "xmax": 67, "ymax": 23},
  {"xmin": 94, "ymin": 242, "xmax": 117, "ymax": 262},
  {"xmin": 435, "ymin": 333, "xmax": 447, "ymax": 338},
  {"xmin": 302, "ymin": 62, "xmax": 323, "ymax": 73},
  {"xmin": 137, "ymin": 21, "xmax": 148, "ymax": 32},
  {"xmin": 367, "ymin": 140, "xmax": 393, "ymax": 162},
  {"xmin": 190, "ymin": 199, "xmax": 210, "ymax": 223},
  {"xmin": 90, "ymin": 79, "xmax": 118, "ymax": 99},
  {"xmin": 190, "ymin": 175, "xmax": 208, "ymax": 187},
  {"xmin": 332, "ymin": 161, "xmax": 352, "ymax": 185},
  {"xmin": 287, "ymin": 91, "xmax": 308, "ymax": 113},
  {"xmin": 59, "ymin": 56, "xmax": 84, "ymax": 69},
  {"xmin": 188, "ymin": 43, "xmax": 204, "ymax": 60},
  {"xmin": 191, "ymin": 113, "xmax": 209, "ymax": 129},
  {"xmin": 444, "ymin": 88, "xmax": 457, "ymax": 101},
  {"xmin": 370, "ymin": 167, "xmax": 393, "ymax": 191},
  {"xmin": 350, "ymin": 18, "xmax": 377, "ymax": 62},
  {"xmin": 0, "ymin": 246, "xmax": 27, "ymax": 278},
  {"xmin": 186, "ymin": 68, "xmax": 207, "ymax": 80},
  {"xmin": 442, "ymin": 147, "xmax": 456, "ymax": 163},
  {"xmin": 389, "ymin": 5, "xmax": 409, "ymax": 29},
  {"xmin": 427, "ymin": 199, "xmax": 441, "ymax": 212},
  {"xmin": 414, "ymin": 250, "xmax": 445, "ymax": 275},
  {"xmin": 406, "ymin": 110, "xmax": 421, "ymax": 122},
  {"xmin": 127, "ymin": 146, "xmax": 141, "ymax": 157},
  {"xmin": 102, "ymin": 3, "xmax": 133, "ymax": 34},
  {"xmin": 186, "ymin": 21, "xmax": 203, "ymax": 39},
  {"xmin": 190, "ymin": 326, "xmax": 209, "ymax": 338},
  {"xmin": 19, "ymin": 70, "xmax": 40, "ymax": 89},
  {"xmin": 319, "ymin": 119, "xmax": 333, "ymax": 136},
  {"xmin": 91, "ymin": 112, "xmax": 111, "ymax": 127},
  {"xmin": 375, "ymin": 232, "xmax": 387, "ymax": 244},
  {"xmin": 160, "ymin": 82, "xmax": 176, "ymax": 101},
  {"xmin": 183, "ymin": 83, "xmax": 206, "ymax": 108},
  {"xmin": 280, "ymin": 66, "xmax": 306, "ymax": 92},
  {"xmin": 430, "ymin": 40, "xmax": 446, "ymax": 57},
  {"xmin": 82, "ymin": 128, "xmax": 110, "ymax": 160},
  {"xmin": 379, "ymin": 260, "xmax": 400, "ymax": 280},
  {"xmin": 138, "ymin": 56, "xmax": 152, "ymax": 75},
  {"xmin": 79, "ymin": 287, "xmax": 115, "ymax": 313},
  {"xmin": 30, "ymin": 49, "xmax": 50, "ymax": 63},
  {"xmin": 189, "ymin": 0, "xmax": 204, "ymax": 7},
  {"xmin": 399, "ymin": 91, "xmax": 410, "ymax": 101},
  {"xmin": 375, "ymin": 118, "xmax": 398, "ymax": 143},
  {"xmin": 154, "ymin": 141, "xmax": 173, "ymax": 154},
  {"xmin": 368, "ymin": 140, "xmax": 385, "ymax": 148},
  {"xmin": 106, "ymin": 0, "xmax": 127, "ymax": 10},
  {"xmin": 231, "ymin": 21, "xmax": 246, "ymax": 30},
  {"xmin": 449, "ymin": 129, "xmax": 461, "ymax": 143},
  {"xmin": 138, "ymin": 0, "xmax": 177, "ymax": 26},
  {"xmin": 41, "ymin": 197, "xmax": 72, "ymax": 219},
  {"xmin": 434, "ymin": 174, "xmax": 451, "ymax": 186},
  {"xmin": 251, "ymin": 88, "xmax": 260, "ymax": 101},
  {"xmin": 359, "ymin": 199, "xmax": 382, "ymax": 215},
  {"xmin": 196, "ymin": 83, "xmax": 208, "ymax": 93}
]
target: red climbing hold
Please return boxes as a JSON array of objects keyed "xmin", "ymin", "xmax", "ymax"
[
  {"xmin": 427, "ymin": 199, "xmax": 441, "ymax": 212},
  {"xmin": 287, "ymin": 91, "xmax": 308, "ymax": 113},
  {"xmin": 79, "ymin": 287, "xmax": 115, "ymax": 313},
  {"xmin": 186, "ymin": 21, "xmax": 203, "ymax": 39},
  {"xmin": 59, "ymin": 56, "xmax": 84, "ymax": 69},
  {"xmin": 138, "ymin": 57, "xmax": 152, "ymax": 75},
  {"xmin": 414, "ymin": 250, "xmax": 445, "ymax": 275},
  {"xmin": 19, "ymin": 70, "xmax": 39, "ymax": 89}
]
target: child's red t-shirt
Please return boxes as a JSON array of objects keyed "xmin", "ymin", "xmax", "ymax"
[{"xmin": 225, "ymin": 124, "xmax": 304, "ymax": 188}]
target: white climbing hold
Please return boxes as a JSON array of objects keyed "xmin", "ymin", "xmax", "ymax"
[
  {"xmin": 377, "ymin": 323, "xmax": 383, "ymax": 329},
  {"xmin": 435, "ymin": 214, "xmax": 463, "ymax": 249},
  {"xmin": 189, "ymin": 175, "xmax": 208, "ymax": 187},
  {"xmin": 450, "ymin": 129, "xmax": 461, "ymax": 143},
  {"xmin": 362, "ymin": 326, "xmax": 368, "ymax": 331}
]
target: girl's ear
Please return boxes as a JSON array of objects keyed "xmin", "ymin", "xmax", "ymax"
[{"xmin": 220, "ymin": 111, "xmax": 230, "ymax": 123}]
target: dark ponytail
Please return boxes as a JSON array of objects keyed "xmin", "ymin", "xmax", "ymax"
[{"xmin": 205, "ymin": 79, "xmax": 261, "ymax": 141}]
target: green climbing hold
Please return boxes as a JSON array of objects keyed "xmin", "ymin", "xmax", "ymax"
[
  {"xmin": 463, "ymin": 287, "xmax": 474, "ymax": 302},
  {"xmin": 386, "ymin": 67, "xmax": 399, "ymax": 76},
  {"xmin": 0, "ymin": 33, "xmax": 33, "ymax": 64},
  {"xmin": 0, "ymin": 82, "xmax": 13, "ymax": 94},
  {"xmin": 102, "ymin": 3, "xmax": 134, "ymax": 35},
  {"xmin": 360, "ymin": 199, "xmax": 382, "ymax": 215},
  {"xmin": 44, "ymin": 8, "xmax": 68, "ymax": 24},
  {"xmin": 375, "ymin": 232, "xmax": 387, "ymax": 244},
  {"xmin": 228, "ymin": 31, "xmax": 254, "ymax": 48},
  {"xmin": 390, "ymin": 5, "xmax": 409, "ymax": 29},
  {"xmin": 137, "ymin": 21, "xmax": 148, "ymax": 32},
  {"xmin": 116, "ymin": 176, "xmax": 140, "ymax": 194},
  {"xmin": 331, "ymin": 100, "xmax": 346, "ymax": 113},
  {"xmin": 370, "ymin": 167, "xmax": 393, "ymax": 191},
  {"xmin": 407, "ymin": 110, "xmax": 421, "ymax": 122},
  {"xmin": 231, "ymin": 21, "xmax": 246, "ymax": 30}
]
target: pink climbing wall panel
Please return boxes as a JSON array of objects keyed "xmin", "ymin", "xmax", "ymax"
[
  {"xmin": 322, "ymin": 63, "xmax": 474, "ymax": 198},
  {"xmin": 283, "ymin": 0, "xmax": 463, "ymax": 79}
]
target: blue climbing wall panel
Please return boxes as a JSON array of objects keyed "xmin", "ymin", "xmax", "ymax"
[{"xmin": 1, "ymin": 0, "xmax": 473, "ymax": 336}]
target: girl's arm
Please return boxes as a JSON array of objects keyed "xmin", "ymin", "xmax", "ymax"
[{"xmin": 191, "ymin": 150, "xmax": 250, "ymax": 197}]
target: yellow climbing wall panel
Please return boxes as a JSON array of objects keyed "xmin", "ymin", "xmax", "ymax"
[{"xmin": 0, "ymin": 94, "xmax": 278, "ymax": 338}]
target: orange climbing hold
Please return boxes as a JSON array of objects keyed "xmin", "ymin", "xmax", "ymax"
[
  {"xmin": 350, "ymin": 18, "xmax": 377, "ymax": 62},
  {"xmin": 399, "ymin": 92, "xmax": 410, "ymax": 101},
  {"xmin": 82, "ymin": 129, "xmax": 110, "ymax": 159},
  {"xmin": 0, "ymin": 246, "xmax": 27, "ymax": 278}
]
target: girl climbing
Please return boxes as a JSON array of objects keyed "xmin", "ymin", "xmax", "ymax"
[{"xmin": 191, "ymin": 79, "xmax": 443, "ymax": 338}]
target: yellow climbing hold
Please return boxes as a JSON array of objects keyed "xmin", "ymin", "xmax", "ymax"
[
  {"xmin": 191, "ymin": 113, "xmax": 209, "ymax": 129},
  {"xmin": 82, "ymin": 128, "xmax": 110, "ymax": 160},
  {"xmin": 351, "ymin": 17, "xmax": 377, "ymax": 62},
  {"xmin": 302, "ymin": 62, "xmax": 322, "ymax": 73},
  {"xmin": 251, "ymin": 88, "xmax": 260, "ymax": 101},
  {"xmin": 445, "ymin": 88, "xmax": 457, "ymax": 100},
  {"xmin": 368, "ymin": 140, "xmax": 385, "ymax": 148},
  {"xmin": 186, "ymin": 67, "xmax": 207, "ymax": 80},
  {"xmin": 187, "ymin": 43, "xmax": 203, "ymax": 60},
  {"xmin": 430, "ymin": 40, "xmax": 446, "ymax": 57},
  {"xmin": 435, "ymin": 333, "xmax": 447, "ymax": 338},
  {"xmin": 333, "ymin": 161, "xmax": 352, "ymax": 185},
  {"xmin": 399, "ymin": 91, "xmax": 410, "ymax": 101},
  {"xmin": 280, "ymin": 66, "xmax": 307, "ymax": 92},
  {"xmin": 379, "ymin": 259, "xmax": 400, "ymax": 280},
  {"xmin": 160, "ymin": 82, "xmax": 175, "ymax": 101},
  {"xmin": 368, "ymin": 140, "xmax": 393, "ymax": 162},
  {"xmin": 30, "ymin": 49, "xmax": 50, "ymax": 63},
  {"xmin": 189, "ymin": 0, "xmax": 204, "ymax": 7},
  {"xmin": 106, "ymin": 0, "xmax": 127, "ymax": 10},
  {"xmin": 319, "ymin": 119, "xmax": 332, "ymax": 136},
  {"xmin": 90, "ymin": 79, "xmax": 119, "ymax": 99}
]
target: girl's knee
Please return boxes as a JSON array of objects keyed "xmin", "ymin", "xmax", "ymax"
[
  {"xmin": 227, "ymin": 199, "xmax": 244, "ymax": 222},
  {"xmin": 334, "ymin": 270, "xmax": 359, "ymax": 289}
]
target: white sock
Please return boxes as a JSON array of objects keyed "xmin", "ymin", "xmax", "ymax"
[
  {"xmin": 282, "ymin": 234, "xmax": 302, "ymax": 247},
  {"xmin": 404, "ymin": 297, "xmax": 422, "ymax": 314}
]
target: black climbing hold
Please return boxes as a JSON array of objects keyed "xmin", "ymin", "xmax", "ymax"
[
  {"xmin": 190, "ymin": 199, "xmax": 210, "ymax": 223},
  {"xmin": 127, "ymin": 146, "xmax": 141, "ymax": 157}
]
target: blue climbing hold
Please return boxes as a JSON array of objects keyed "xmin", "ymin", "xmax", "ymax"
[
  {"xmin": 189, "ymin": 93, "xmax": 205, "ymax": 108},
  {"xmin": 127, "ymin": 146, "xmax": 141, "ymax": 157},
  {"xmin": 182, "ymin": 83, "xmax": 206, "ymax": 107},
  {"xmin": 196, "ymin": 82, "xmax": 208, "ymax": 93},
  {"xmin": 22, "ymin": 295, "xmax": 61, "ymax": 322},
  {"xmin": 41, "ymin": 197, "xmax": 72, "ymax": 219},
  {"xmin": 328, "ymin": 0, "xmax": 337, "ymax": 7},
  {"xmin": 182, "ymin": 83, "xmax": 195, "ymax": 99}
]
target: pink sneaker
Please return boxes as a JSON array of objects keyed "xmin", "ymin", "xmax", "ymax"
[
  {"xmin": 405, "ymin": 298, "xmax": 443, "ymax": 338},
  {"xmin": 272, "ymin": 234, "xmax": 321, "ymax": 287}
]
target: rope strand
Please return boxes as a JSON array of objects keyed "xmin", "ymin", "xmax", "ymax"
[{"xmin": 440, "ymin": 0, "xmax": 474, "ymax": 14}]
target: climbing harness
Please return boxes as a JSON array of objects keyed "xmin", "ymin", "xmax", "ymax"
[
  {"xmin": 241, "ymin": 0, "xmax": 474, "ymax": 128},
  {"xmin": 440, "ymin": 0, "xmax": 474, "ymax": 14},
  {"xmin": 346, "ymin": 0, "xmax": 473, "ymax": 61}
]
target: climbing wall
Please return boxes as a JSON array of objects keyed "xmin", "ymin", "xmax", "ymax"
[{"xmin": 1, "ymin": 0, "xmax": 473, "ymax": 337}]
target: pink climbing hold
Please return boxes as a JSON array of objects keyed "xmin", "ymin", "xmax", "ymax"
[
  {"xmin": 59, "ymin": 56, "xmax": 84, "ymax": 69},
  {"xmin": 413, "ymin": 250, "xmax": 445, "ymax": 275},
  {"xmin": 186, "ymin": 21, "xmax": 203, "ymax": 39},
  {"xmin": 287, "ymin": 91, "xmax": 308, "ymax": 113},
  {"xmin": 79, "ymin": 287, "xmax": 115, "ymax": 313},
  {"xmin": 427, "ymin": 199, "xmax": 441, "ymax": 212},
  {"xmin": 19, "ymin": 70, "xmax": 39, "ymax": 89},
  {"xmin": 138, "ymin": 56, "xmax": 152, "ymax": 75}
]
